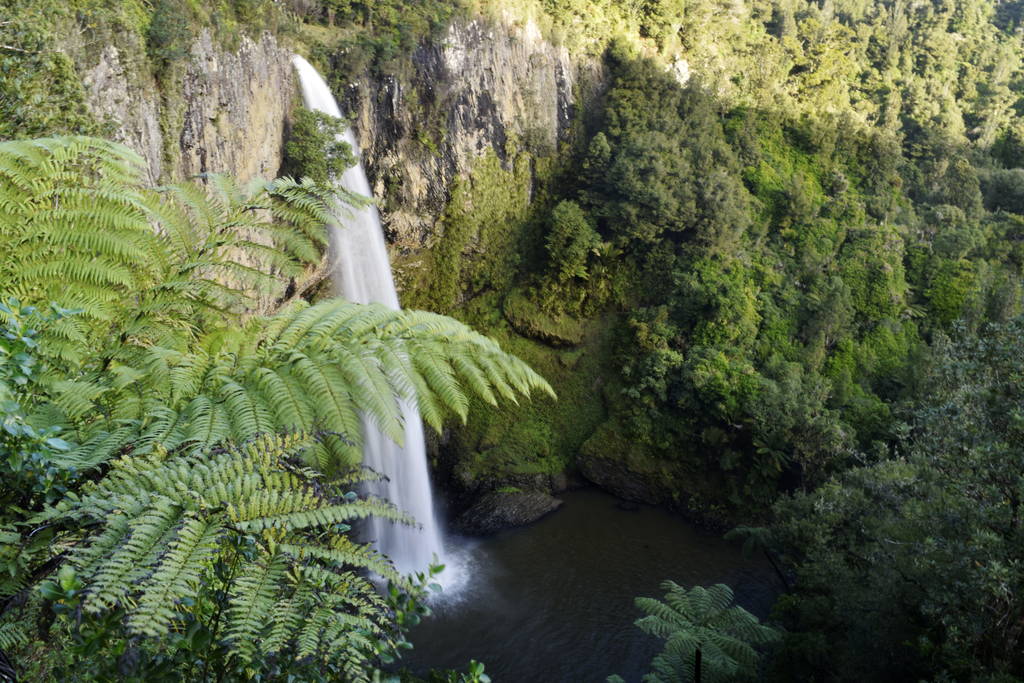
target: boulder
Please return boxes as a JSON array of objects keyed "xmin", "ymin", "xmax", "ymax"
[
  {"xmin": 453, "ymin": 491, "xmax": 563, "ymax": 535},
  {"xmin": 577, "ymin": 451, "xmax": 663, "ymax": 505}
]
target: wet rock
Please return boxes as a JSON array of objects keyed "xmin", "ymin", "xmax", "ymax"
[
  {"xmin": 175, "ymin": 31, "xmax": 295, "ymax": 184},
  {"xmin": 82, "ymin": 45, "xmax": 164, "ymax": 184},
  {"xmin": 549, "ymin": 471, "xmax": 570, "ymax": 493},
  {"xmin": 576, "ymin": 451, "xmax": 663, "ymax": 506},
  {"xmin": 453, "ymin": 491, "xmax": 563, "ymax": 535}
]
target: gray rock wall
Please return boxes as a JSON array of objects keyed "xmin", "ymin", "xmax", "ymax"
[
  {"xmin": 83, "ymin": 30, "xmax": 295, "ymax": 185},
  {"xmin": 343, "ymin": 16, "xmax": 596, "ymax": 252},
  {"xmin": 80, "ymin": 14, "xmax": 599, "ymax": 286}
]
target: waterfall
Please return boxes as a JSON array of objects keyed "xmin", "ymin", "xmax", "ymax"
[{"xmin": 291, "ymin": 55, "xmax": 446, "ymax": 577}]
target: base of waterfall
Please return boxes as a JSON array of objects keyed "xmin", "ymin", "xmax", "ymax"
[
  {"xmin": 378, "ymin": 492, "xmax": 563, "ymax": 598},
  {"xmin": 399, "ymin": 489, "xmax": 779, "ymax": 680},
  {"xmin": 364, "ymin": 520, "xmax": 470, "ymax": 597},
  {"xmin": 424, "ymin": 543, "xmax": 475, "ymax": 603}
]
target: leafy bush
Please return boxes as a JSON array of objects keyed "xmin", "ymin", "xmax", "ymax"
[
  {"xmin": 283, "ymin": 109, "xmax": 357, "ymax": 187},
  {"xmin": 0, "ymin": 5, "xmax": 101, "ymax": 140}
]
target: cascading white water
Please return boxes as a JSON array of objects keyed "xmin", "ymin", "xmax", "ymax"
[{"xmin": 291, "ymin": 55, "xmax": 446, "ymax": 577}]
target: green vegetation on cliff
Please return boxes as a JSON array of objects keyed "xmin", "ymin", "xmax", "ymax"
[{"xmin": 429, "ymin": 1, "xmax": 1024, "ymax": 508}]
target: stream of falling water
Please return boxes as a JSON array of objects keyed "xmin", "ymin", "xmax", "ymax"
[{"xmin": 291, "ymin": 55, "xmax": 449, "ymax": 580}]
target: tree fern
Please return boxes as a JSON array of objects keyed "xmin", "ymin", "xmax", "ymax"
[
  {"xmin": 41, "ymin": 434, "xmax": 416, "ymax": 679},
  {"xmin": 0, "ymin": 135, "xmax": 552, "ymax": 681},
  {"xmin": 37, "ymin": 299, "xmax": 553, "ymax": 472},
  {"xmin": 609, "ymin": 582, "xmax": 781, "ymax": 683}
]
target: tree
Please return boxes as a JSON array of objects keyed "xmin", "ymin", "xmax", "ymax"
[
  {"xmin": 609, "ymin": 582, "xmax": 780, "ymax": 683},
  {"xmin": 545, "ymin": 200, "xmax": 600, "ymax": 283},
  {"xmin": 147, "ymin": 0, "xmax": 193, "ymax": 70},
  {"xmin": 282, "ymin": 109, "xmax": 357, "ymax": 187},
  {"xmin": 0, "ymin": 136, "xmax": 552, "ymax": 680},
  {"xmin": 771, "ymin": 319, "xmax": 1024, "ymax": 680}
]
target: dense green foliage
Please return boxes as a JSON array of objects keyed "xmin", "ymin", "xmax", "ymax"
[
  {"xmin": 0, "ymin": 305, "xmax": 427, "ymax": 682},
  {"xmin": 332, "ymin": 0, "xmax": 1021, "ymax": 520},
  {"xmin": 469, "ymin": 3, "xmax": 1024, "ymax": 506},
  {"xmin": 37, "ymin": 434, "xmax": 412, "ymax": 681},
  {"xmin": 283, "ymin": 109, "xmax": 357, "ymax": 187},
  {"xmin": 288, "ymin": 2, "xmax": 1024, "ymax": 679},
  {"xmin": 285, "ymin": 0, "xmax": 1024, "ymax": 598},
  {"xmin": 768, "ymin": 319, "xmax": 1024, "ymax": 680},
  {"xmin": 485, "ymin": 5, "xmax": 1024, "ymax": 673},
  {"xmin": 0, "ymin": 0, "xmax": 118, "ymax": 140},
  {"xmin": 0, "ymin": 136, "xmax": 548, "ymax": 681},
  {"xmin": 544, "ymin": 200, "xmax": 602, "ymax": 285}
]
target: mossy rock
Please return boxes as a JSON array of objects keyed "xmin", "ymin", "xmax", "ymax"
[
  {"xmin": 432, "ymin": 298, "xmax": 616, "ymax": 502},
  {"xmin": 502, "ymin": 289, "xmax": 585, "ymax": 347},
  {"xmin": 577, "ymin": 420, "xmax": 669, "ymax": 505}
]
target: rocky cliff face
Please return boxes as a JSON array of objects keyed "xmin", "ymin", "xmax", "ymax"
[
  {"xmin": 76, "ymin": 13, "xmax": 612, "ymax": 515},
  {"xmin": 83, "ymin": 31, "xmax": 295, "ymax": 185},
  {"xmin": 80, "ymin": 30, "xmax": 298, "ymax": 312},
  {"xmin": 80, "ymin": 14, "xmax": 596, "ymax": 270},
  {"xmin": 342, "ymin": 16, "xmax": 596, "ymax": 254}
]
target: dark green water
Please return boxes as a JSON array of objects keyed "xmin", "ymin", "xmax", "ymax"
[{"xmin": 403, "ymin": 489, "xmax": 777, "ymax": 682}]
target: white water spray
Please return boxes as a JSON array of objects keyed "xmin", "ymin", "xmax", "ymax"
[{"xmin": 291, "ymin": 55, "xmax": 447, "ymax": 578}]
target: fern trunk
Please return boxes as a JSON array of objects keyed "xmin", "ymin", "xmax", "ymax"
[{"xmin": 694, "ymin": 647, "xmax": 702, "ymax": 683}]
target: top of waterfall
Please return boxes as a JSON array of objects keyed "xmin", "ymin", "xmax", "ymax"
[{"xmin": 291, "ymin": 55, "xmax": 344, "ymax": 120}]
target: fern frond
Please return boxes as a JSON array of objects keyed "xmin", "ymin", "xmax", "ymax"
[
  {"xmin": 129, "ymin": 514, "xmax": 224, "ymax": 636},
  {"xmin": 61, "ymin": 434, "xmax": 414, "ymax": 661},
  {"xmin": 224, "ymin": 549, "xmax": 289, "ymax": 663}
]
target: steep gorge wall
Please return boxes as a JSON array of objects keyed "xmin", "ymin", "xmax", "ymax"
[
  {"xmin": 77, "ymin": 14, "xmax": 597, "ymax": 260},
  {"xmin": 341, "ymin": 16, "xmax": 590, "ymax": 254}
]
